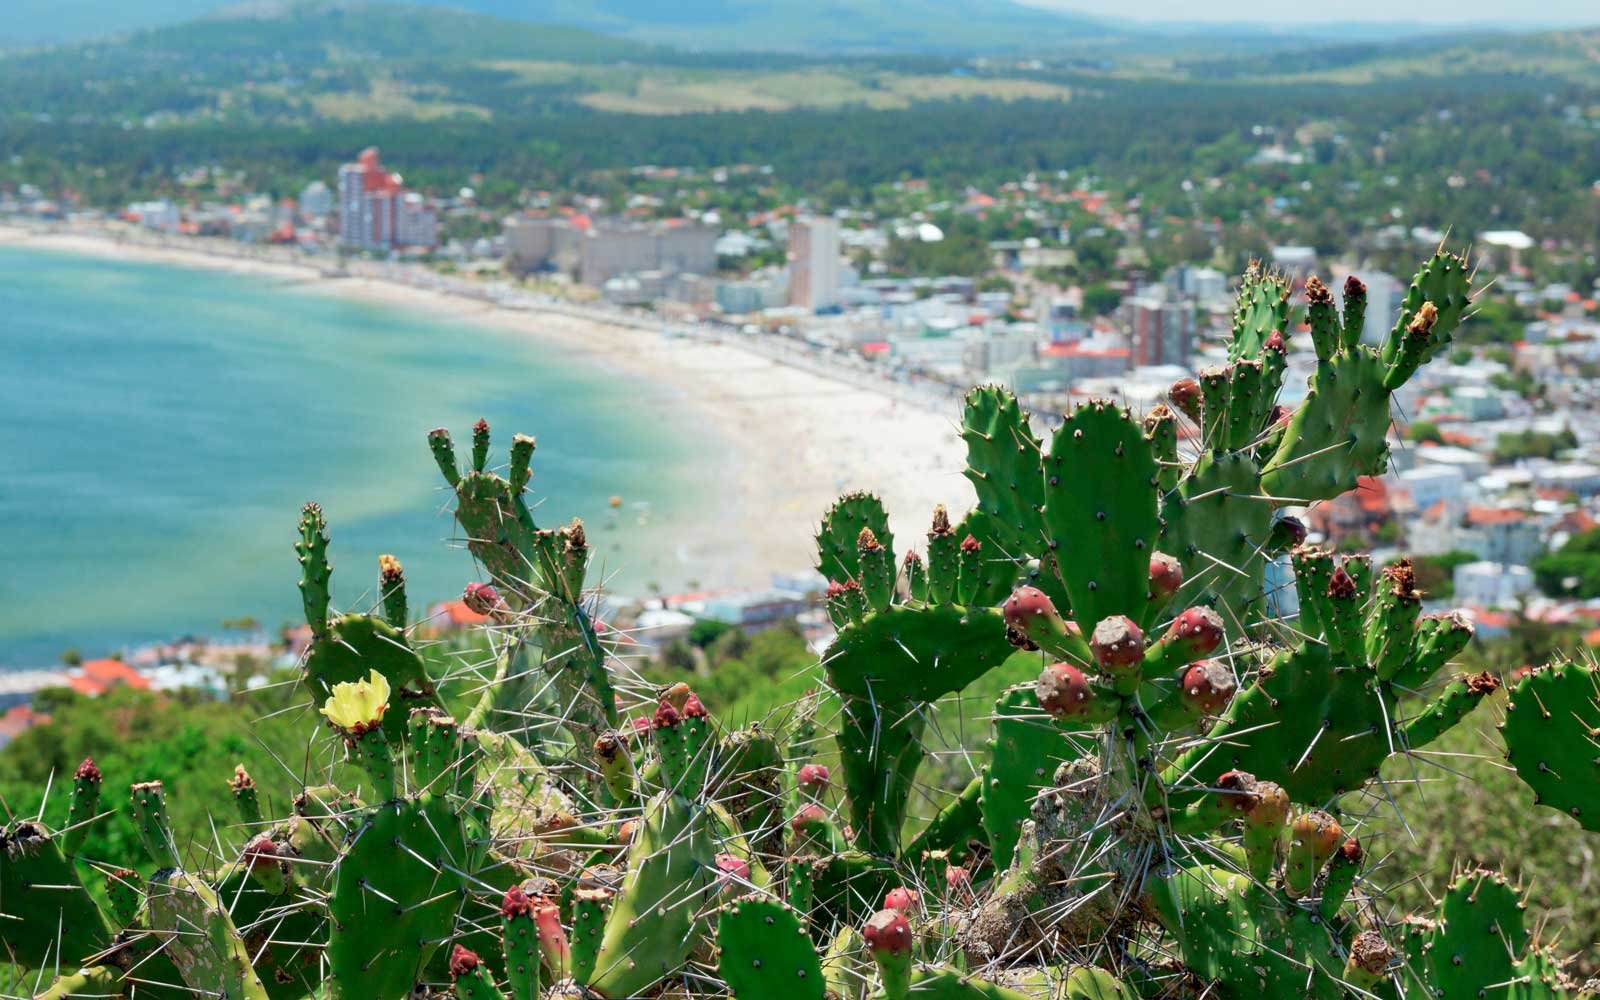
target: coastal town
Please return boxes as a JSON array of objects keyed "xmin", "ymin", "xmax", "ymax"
[{"xmin": 4, "ymin": 141, "xmax": 1600, "ymax": 739}]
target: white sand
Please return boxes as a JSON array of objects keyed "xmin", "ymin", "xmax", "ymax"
[{"xmin": 1, "ymin": 222, "xmax": 975, "ymax": 585}]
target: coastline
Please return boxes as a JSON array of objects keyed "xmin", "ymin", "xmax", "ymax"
[{"xmin": 0, "ymin": 222, "xmax": 975, "ymax": 589}]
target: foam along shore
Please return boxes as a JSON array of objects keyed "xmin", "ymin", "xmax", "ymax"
[{"xmin": 0, "ymin": 221, "xmax": 975, "ymax": 587}]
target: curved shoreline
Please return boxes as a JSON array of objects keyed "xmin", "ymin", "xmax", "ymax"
[{"xmin": 0, "ymin": 222, "xmax": 975, "ymax": 589}]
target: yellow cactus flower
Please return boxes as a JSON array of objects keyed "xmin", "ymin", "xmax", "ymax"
[{"xmin": 319, "ymin": 670, "xmax": 391, "ymax": 734}]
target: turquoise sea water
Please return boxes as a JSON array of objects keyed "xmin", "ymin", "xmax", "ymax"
[{"xmin": 0, "ymin": 246, "xmax": 722, "ymax": 666}]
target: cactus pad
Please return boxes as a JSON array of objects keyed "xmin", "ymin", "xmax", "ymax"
[
  {"xmin": 716, "ymin": 895, "xmax": 824, "ymax": 1000},
  {"xmin": 1503, "ymin": 661, "xmax": 1600, "ymax": 832}
]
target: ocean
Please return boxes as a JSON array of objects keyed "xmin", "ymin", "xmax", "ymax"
[{"xmin": 0, "ymin": 245, "xmax": 722, "ymax": 666}]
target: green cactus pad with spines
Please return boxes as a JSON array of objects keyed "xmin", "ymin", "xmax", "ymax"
[
  {"xmin": 0, "ymin": 821, "xmax": 112, "ymax": 968},
  {"xmin": 146, "ymin": 869, "xmax": 271, "ymax": 1000},
  {"xmin": 902, "ymin": 968, "xmax": 1037, "ymax": 1000},
  {"xmin": 130, "ymin": 779, "xmax": 182, "ymax": 868},
  {"xmin": 568, "ymin": 889, "xmax": 608, "ymax": 986},
  {"xmin": 1402, "ymin": 671, "xmax": 1500, "ymax": 748},
  {"xmin": 1383, "ymin": 248, "xmax": 1474, "ymax": 369},
  {"xmin": 296, "ymin": 502, "xmax": 333, "ymax": 637},
  {"xmin": 1064, "ymin": 967, "xmax": 1134, "ymax": 999},
  {"xmin": 1509, "ymin": 946, "xmax": 1571, "ymax": 1000},
  {"xmin": 857, "ymin": 528, "xmax": 895, "ymax": 612},
  {"xmin": 1502, "ymin": 661, "xmax": 1600, "ymax": 832},
  {"xmin": 960, "ymin": 385, "xmax": 1046, "ymax": 569},
  {"xmin": 825, "ymin": 604, "xmax": 1009, "ymax": 853},
  {"xmin": 1145, "ymin": 404, "xmax": 1180, "ymax": 492},
  {"xmin": 1041, "ymin": 401, "xmax": 1161, "ymax": 632},
  {"xmin": 1159, "ymin": 451, "xmax": 1273, "ymax": 628},
  {"xmin": 979, "ymin": 686, "xmax": 1091, "ymax": 872},
  {"xmin": 302, "ymin": 613, "xmax": 432, "ymax": 741},
  {"xmin": 1153, "ymin": 865, "xmax": 1349, "ymax": 1000},
  {"xmin": 1259, "ymin": 346, "xmax": 1393, "ymax": 505},
  {"xmin": 327, "ymin": 798, "xmax": 468, "ymax": 999},
  {"xmin": 1198, "ymin": 366, "xmax": 1231, "ymax": 450},
  {"xmin": 1425, "ymin": 869, "xmax": 1527, "ymax": 1000},
  {"xmin": 716, "ymin": 895, "xmax": 824, "ymax": 1000},
  {"xmin": 589, "ymin": 790, "xmax": 714, "ymax": 998},
  {"xmin": 818, "ymin": 492, "xmax": 894, "ymax": 586},
  {"xmin": 206, "ymin": 863, "xmax": 326, "ymax": 999},
  {"xmin": 1165, "ymin": 642, "xmax": 1430, "ymax": 806},
  {"xmin": 954, "ymin": 507, "xmax": 1026, "ymax": 607},
  {"xmin": 1391, "ymin": 611, "xmax": 1476, "ymax": 691},
  {"xmin": 1223, "ymin": 359, "xmax": 1264, "ymax": 451},
  {"xmin": 904, "ymin": 774, "xmax": 984, "ymax": 865},
  {"xmin": 32, "ymin": 965, "xmax": 124, "ymax": 1000},
  {"xmin": 1366, "ymin": 560, "xmax": 1422, "ymax": 679},
  {"xmin": 1228, "ymin": 262, "xmax": 1291, "ymax": 362}
]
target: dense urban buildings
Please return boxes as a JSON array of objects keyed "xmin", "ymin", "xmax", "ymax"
[
  {"xmin": 505, "ymin": 215, "xmax": 717, "ymax": 287},
  {"xmin": 337, "ymin": 147, "xmax": 438, "ymax": 252}
]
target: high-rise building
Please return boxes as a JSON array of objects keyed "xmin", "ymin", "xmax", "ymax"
[
  {"xmin": 502, "ymin": 215, "xmax": 717, "ymax": 286},
  {"xmin": 337, "ymin": 148, "xmax": 437, "ymax": 251},
  {"xmin": 298, "ymin": 180, "xmax": 333, "ymax": 222},
  {"xmin": 788, "ymin": 217, "xmax": 841, "ymax": 311},
  {"xmin": 1124, "ymin": 286, "xmax": 1194, "ymax": 368}
]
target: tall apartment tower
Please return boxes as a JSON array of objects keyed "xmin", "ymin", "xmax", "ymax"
[
  {"xmin": 337, "ymin": 147, "xmax": 436, "ymax": 251},
  {"xmin": 1125, "ymin": 285, "xmax": 1194, "ymax": 368},
  {"xmin": 788, "ymin": 216, "xmax": 841, "ymax": 311}
]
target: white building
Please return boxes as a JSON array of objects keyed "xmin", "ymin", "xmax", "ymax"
[
  {"xmin": 1453, "ymin": 561, "xmax": 1535, "ymax": 609},
  {"xmin": 299, "ymin": 180, "xmax": 333, "ymax": 221},
  {"xmin": 789, "ymin": 216, "xmax": 842, "ymax": 311}
]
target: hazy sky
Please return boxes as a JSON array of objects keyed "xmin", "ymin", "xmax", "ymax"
[{"xmin": 1020, "ymin": 0, "xmax": 1595, "ymax": 25}]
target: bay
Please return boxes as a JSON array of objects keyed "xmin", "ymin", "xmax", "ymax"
[{"xmin": 0, "ymin": 246, "xmax": 719, "ymax": 666}]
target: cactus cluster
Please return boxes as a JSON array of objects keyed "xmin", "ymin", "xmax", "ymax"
[{"xmin": 4, "ymin": 252, "xmax": 1597, "ymax": 998}]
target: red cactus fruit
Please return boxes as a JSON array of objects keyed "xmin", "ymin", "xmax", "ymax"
[
  {"xmin": 1003, "ymin": 586, "xmax": 1058, "ymax": 629},
  {"xmin": 1149, "ymin": 553, "xmax": 1183, "ymax": 599},
  {"xmin": 1305, "ymin": 275, "xmax": 1333, "ymax": 305},
  {"xmin": 959, "ymin": 534, "xmax": 981, "ymax": 553},
  {"xmin": 1168, "ymin": 377, "xmax": 1202, "ymax": 422},
  {"xmin": 75, "ymin": 757, "xmax": 102, "ymax": 783},
  {"xmin": 448, "ymin": 944, "xmax": 482, "ymax": 978},
  {"xmin": 1214, "ymin": 770, "xmax": 1262, "ymax": 814},
  {"xmin": 884, "ymin": 887, "xmax": 920, "ymax": 914},
  {"xmin": 462, "ymin": 582, "xmax": 502, "ymax": 616},
  {"xmin": 946, "ymin": 865, "xmax": 972, "ymax": 894},
  {"xmin": 715, "ymin": 853, "xmax": 751, "ymax": 885},
  {"xmin": 790, "ymin": 803, "xmax": 828, "ymax": 834},
  {"xmin": 1344, "ymin": 275, "xmax": 1367, "ymax": 300},
  {"xmin": 798, "ymin": 763, "xmax": 832, "ymax": 790},
  {"xmin": 616, "ymin": 820, "xmax": 637, "ymax": 844},
  {"xmin": 1327, "ymin": 566, "xmax": 1357, "ymax": 599},
  {"xmin": 652, "ymin": 701, "xmax": 681, "ymax": 730},
  {"xmin": 1269, "ymin": 404, "xmax": 1292, "ymax": 427},
  {"xmin": 825, "ymin": 580, "xmax": 847, "ymax": 599},
  {"xmin": 903, "ymin": 550, "xmax": 922, "ymax": 566},
  {"xmin": 629, "ymin": 715, "xmax": 653, "ymax": 736},
  {"xmin": 501, "ymin": 885, "xmax": 535, "ymax": 919},
  {"xmin": 242, "ymin": 836, "xmax": 282, "ymax": 870},
  {"xmin": 1180, "ymin": 660, "xmax": 1237, "ymax": 715},
  {"xmin": 1089, "ymin": 616, "xmax": 1145, "ymax": 672},
  {"xmin": 862, "ymin": 908, "xmax": 913, "ymax": 955},
  {"xmin": 1292, "ymin": 810, "xmax": 1345, "ymax": 856},
  {"xmin": 1264, "ymin": 329, "xmax": 1287, "ymax": 354},
  {"xmin": 1036, "ymin": 662, "xmax": 1093, "ymax": 718},
  {"xmin": 681, "ymin": 692, "xmax": 707, "ymax": 719},
  {"xmin": 1339, "ymin": 837, "xmax": 1363, "ymax": 864},
  {"xmin": 1170, "ymin": 607, "xmax": 1224, "ymax": 657}
]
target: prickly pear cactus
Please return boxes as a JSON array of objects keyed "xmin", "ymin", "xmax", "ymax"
[{"xmin": 26, "ymin": 253, "xmax": 1589, "ymax": 1000}]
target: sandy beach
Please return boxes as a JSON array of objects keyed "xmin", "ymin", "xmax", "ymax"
[{"xmin": 0, "ymin": 222, "xmax": 975, "ymax": 586}]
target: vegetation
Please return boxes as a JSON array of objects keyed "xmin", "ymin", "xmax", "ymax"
[
  {"xmin": 1534, "ymin": 526, "xmax": 1600, "ymax": 598},
  {"xmin": 6, "ymin": 251, "xmax": 1595, "ymax": 998}
]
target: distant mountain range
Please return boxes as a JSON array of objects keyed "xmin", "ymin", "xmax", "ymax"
[{"xmin": 2, "ymin": 0, "xmax": 1115, "ymax": 52}]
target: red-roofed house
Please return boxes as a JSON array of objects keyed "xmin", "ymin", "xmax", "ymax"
[
  {"xmin": 67, "ymin": 658, "xmax": 149, "ymax": 697},
  {"xmin": 1309, "ymin": 476, "xmax": 1395, "ymax": 547}
]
